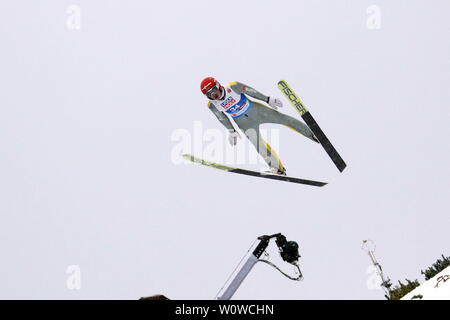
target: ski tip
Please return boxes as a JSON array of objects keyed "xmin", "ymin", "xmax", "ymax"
[{"xmin": 181, "ymin": 153, "xmax": 196, "ymax": 163}]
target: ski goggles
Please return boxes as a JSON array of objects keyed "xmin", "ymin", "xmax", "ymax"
[{"xmin": 205, "ymin": 85, "xmax": 220, "ymax": 99}]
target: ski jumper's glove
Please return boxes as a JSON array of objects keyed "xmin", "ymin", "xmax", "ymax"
[
  {"xmin": 228, "ymin": 129, "xmax": 240, "ymax": 146},
  {"xmin": 267, "ymin": 97, "xmax": 283, "ymax": 110}
]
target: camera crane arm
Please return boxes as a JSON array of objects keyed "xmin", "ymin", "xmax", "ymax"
[{"xmin": 217, "ymin": 233, "xmax": 302, "ymax": 300}]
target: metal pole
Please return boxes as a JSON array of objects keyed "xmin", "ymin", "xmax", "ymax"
[{"xmin": 217, "ymin": 254, "xmax": 259, "ymax": 300}]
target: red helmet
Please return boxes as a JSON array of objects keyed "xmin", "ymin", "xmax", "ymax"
[{"xmin": 200, "ymin": 77, "xmax": 220, "ymax": 94}]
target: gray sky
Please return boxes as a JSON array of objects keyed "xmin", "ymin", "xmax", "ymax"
[{"xmin": 0, "ymin": 0, "xmax": 449, "ymax": 299}]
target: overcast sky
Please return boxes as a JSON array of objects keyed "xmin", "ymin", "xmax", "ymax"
[{"xmin": 0, "ymin": 0, "xmax": 449, "ymax": 299}]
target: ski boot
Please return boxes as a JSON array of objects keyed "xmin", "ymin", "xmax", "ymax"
[{"xmin": 264, "ymin": 167, "xmax": 287, "ymax": 176}]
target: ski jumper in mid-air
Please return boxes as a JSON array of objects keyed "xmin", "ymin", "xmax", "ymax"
[{"xmin": 200, "ymin": 77, "xmax": 319, "ymax": 176}]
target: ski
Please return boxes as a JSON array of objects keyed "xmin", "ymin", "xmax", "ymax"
[
  {"xmin": 182, "ymin": 154, "xmax": 327, "ymax": 187},
  {"xmin": 277, "ymin": 80, "xmax": 347, "ymax": 172}
]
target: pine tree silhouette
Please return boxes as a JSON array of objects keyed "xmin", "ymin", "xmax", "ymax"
[
  {"xmin": 384, "ymin": 253, "xmax": 449, "ymax": 299},
  {"xmin": 421, "ymin": 254, "xmax": 450, "ymax": 280},
  {"xmin": 388, "ymin": 279, "xmax": 420, "ymax": 300}
]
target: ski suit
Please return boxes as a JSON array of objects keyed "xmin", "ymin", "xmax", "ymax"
[{"xmin": 207, "ymin": 81, "xmax": 317, "ymax": 171}]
